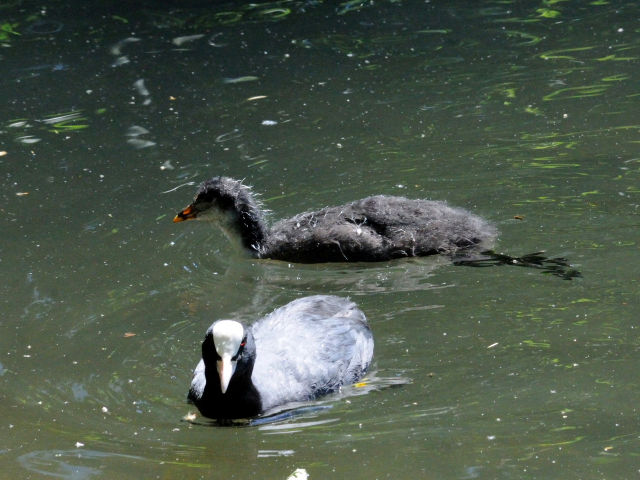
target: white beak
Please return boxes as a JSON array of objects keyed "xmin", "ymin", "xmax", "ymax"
[{"xmin": 217, "ymin": 355, "xmax": 237, "ymax": 394}]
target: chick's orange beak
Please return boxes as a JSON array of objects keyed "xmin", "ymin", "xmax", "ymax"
[{"xmin": 173, "ymin": 205, "xmax": 198, "ymax": 222}]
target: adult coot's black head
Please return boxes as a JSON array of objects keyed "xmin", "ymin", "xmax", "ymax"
[{"xmin": 188, "ymin": 295, "xmax": 374, "ymax": 420}]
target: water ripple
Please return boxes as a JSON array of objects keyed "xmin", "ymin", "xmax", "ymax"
[{"xmin": 17, "ymin": 449, "xmax": 146, "ymax": 480}]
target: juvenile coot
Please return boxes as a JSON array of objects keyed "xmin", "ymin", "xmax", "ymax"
[
  {"xmin": 188, "ymin": 295, "xmax": 374, "ymax": 420},
  {"xmin": 174, "ymin": 176, "xmax": 496, "ymax": 262}
]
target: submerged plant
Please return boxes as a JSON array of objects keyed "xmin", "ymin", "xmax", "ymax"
[{"xmin": 0, "ymin": 22, "xmax": 20, "ymax": 43}]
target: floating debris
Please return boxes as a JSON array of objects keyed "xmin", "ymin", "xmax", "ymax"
[
  {"xmin": 16, "ymin": 136, "xmax": 41, "ymax": 144},
  {"xmin": 417, "ymin": 29, "xmax": 452, "ymax": 34},
  {"xmin": 208, "ymin": 32, "xmax": 226, "ymax": 48},
  {"xmin": 16, "ymin": 63, "xmax": 69, "ymax": 73},
  {"xmin": 261, "ymin": 120, "xmax": 278, "ymax": 126},
  {"xmin": 133, "ymin": 79, "xmax": 149, "ymax": 96},
  {"xmin": 183, "ymin": 411, "xmax": 197, "ymax": 422},
  {"xmin": 133, "ymin": 79, "xmax": 151, "ymax": 105},
  {"xmin": 257, "ymin": 450, "xmax": 295, "ymax": 458},
  {"xmin": 223, "ymin": 75, "xmax": 259, "ymax": 84},
  {"xmin": 337, "ymin": 0, "xmax": 369, "ymax": 15},
  {"xmin": 215, "ymin": 129, "xmax": 242, "ymax": 143},
  {"xmin": 16, "ymin": 192, "xmax": 29, "ymax": 196},
  {"xmin": 160, "ymin": 160, "xmax": 174, "ymax": 171},
  {"xmin": 123, "ymin": 332, "xmax": 136, "ymax": 338},
  {"xmin": 127, "ymin": 138, "xmax": 156, "ymax": 149},
  {"xmin": 0, "ymin": 151, "xmax": 7, "ymax": 156},
  {"xmin": 247, "ymin": 95, "xmax": 267, "ymax": 101},
  {"xmin": 37, "ymin": 110, "xmax": 88, "ymax": 132},
  {"xmin": 111, "ymin": 56, "xmax": 130, "ymax": 67},
  {"xmin": 110, "ymin": 37, "xmax": 140, "ymax": 56},
  {"xmin": 125, "ymin": 125, "xmax": 154, "ymax": 146},
  {"xmin": 161, "ymin": 182, "xmax": 196, "ymax": 194},
  {"xmin": 172, "ymin": 34, "xmax": 204, "ymax": 46},
  {"xmin": 126, "ymin": 125, "xmax": 150, "ymax": 137},
  {"xmin": 287, "ymin": 468, "xmax": 309, "ymax": 480},
  {"xmin": 40, "ymin": 111, "xmax": 84, "ymax": 125}
]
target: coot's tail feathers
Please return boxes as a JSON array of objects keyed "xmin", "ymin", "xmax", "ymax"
[{"xmin": 452, "ymin": 250, "xmax": 582, "ymax": 280}]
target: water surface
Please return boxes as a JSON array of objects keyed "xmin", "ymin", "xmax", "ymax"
[{"xmin": 1, "ymin": 1, "xmax": 639, "ymax": 478}]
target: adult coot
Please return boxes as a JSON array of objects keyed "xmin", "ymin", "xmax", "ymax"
[
  {"xmin": 188, "ymin": 295, "xmax": 374, "ymax": 420},
  {"xmin": 174, "ymin": 176, "xmax": 496, "ymax": 262}
]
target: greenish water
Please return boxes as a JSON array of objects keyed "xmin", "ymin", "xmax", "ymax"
[{"xmin": 1, "ymin": 1, "xmax": 639, "ymax": 478}]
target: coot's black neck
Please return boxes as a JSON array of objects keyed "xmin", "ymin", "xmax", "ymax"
[
  {"xmin": 197, "ymin": 365, "xmax": 262, "ymax": 420},
  {"xmin": 202, "ymin": 177, "xmax": 269, "ymax": 256},
  {"xmin": 232, "ymin": 190, "xmax": 269, "ymax": 255}
]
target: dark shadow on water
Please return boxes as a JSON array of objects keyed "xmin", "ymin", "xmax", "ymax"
[
  {"xmin": 185, "ymin": 404, "xmax": 335, "ymax": 428},
  {"xmin": 251, "ymin": 405, "xmax": 334, "ymax": 426},
  {"xmin": 184, "ymin": 370, "xmax": 411, "ymax": 428},
  {"xmin": 452, "ymin": 250, "xmax": 582, "ymax": 280}
]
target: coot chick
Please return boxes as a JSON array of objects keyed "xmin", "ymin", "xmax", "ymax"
[
  {"xmin": 188, "ymin": 295, "xmax": 374, "ymax": 420},
  {"xmin": 174, "ymin": 176, "xmax": 496, "ymax": 262}
]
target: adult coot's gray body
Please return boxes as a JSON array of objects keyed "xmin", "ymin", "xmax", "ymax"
[
  {"xmin": 188, "ymin": 295, "xmax": 374, "ymax": 420},
  {"xmin": 174, "ymin": 176, "xmax": 496, "ymax": 262}
]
